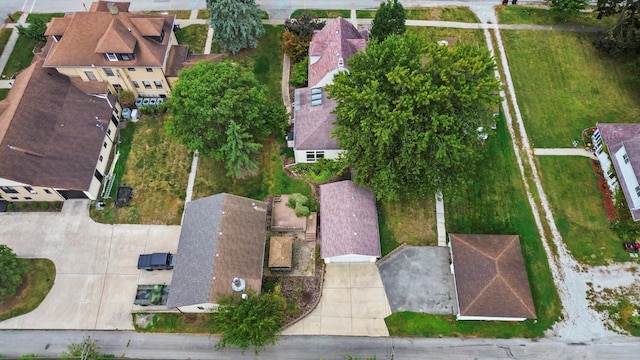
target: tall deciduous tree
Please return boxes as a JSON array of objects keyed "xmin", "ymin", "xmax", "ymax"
[
  {"xmin": 166, "ymin": 61, "xmax": 287, "ymax": 177},
  {"xmin": 207, "ymin": 0, "xmax": 265, "ymax": 54},
  {"xmin": 370, "ymin": 0, "xmax": 406, "ymax": 41},
  {"xmin": 327, "ymin": 34, "xmax": 501, "ymax": 202},
  {"xmin": 0, "ymin": 244, "xmax": 27, "ymax": 297},
  {"xmin": 594, "ymin": 0, "xmax": 640, "ymax": 54},
  {"xmin": 282, "ymin": 14, "xmax": 325, "ymax": 63},
  {"xmin": 547, "ymin": 0, "xmax": 589, "ymax": 14},
  {"xmin": 210, "ymin": 289, "xmax": 287, "ymax": 355}
]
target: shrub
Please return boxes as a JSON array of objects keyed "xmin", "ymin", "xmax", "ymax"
[
  {"xmin": 290, "ymin": 57, "xmax": 308, "ymax": 87},
  {"xmin": 286, "ymin": 193, "xmax": 311, "ymax": 217},
  {"xmin": 0, "ymin": 245, "xmax": 27, "ymax": 297},
  {"xmin": 118, "ymin": 90, "xmax": 136, "ymax": 108},
  {"xmin": 41, "ymin": 202, "xmax": 50, "ymax": 210}
]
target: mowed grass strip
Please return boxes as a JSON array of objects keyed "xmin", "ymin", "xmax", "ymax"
[
  {"xmin": 537, "ymin": 156, "xmax": 628, "ymax": 265},
  {"xmin": 0, "ymin": 28, "xmax": 13, "ymax": 56},
  {"xmin": 497, "ymin": 6, "xmax": 616, "ymax": 27},
  {"xmin": 290, "ymin": 9, "xmax": 350, "ymax": 18},
  {"xmin": 1, "ymin": 34, "xmax": 37, "ymax": 78},
  {"xmin": 387, "ymin": 121, "xmax": 562, "ymax": 338},
  {"xmin": 407, "ymin": 26, "xmax": 485, "ymax": 45},
  {"xmin": 175, "ymin": 24, "xmax": 208, "ymax": 54},
  {"xmin": 91, "ymin": 115, "xmax": 191, "ymax": 225},
  {"xmin": 406, "ymin": 6, "xmax": 479, "ymax": 22},
  {"xmin": 378, "ymin": 198, "xmax": 437, "ymax": 255},
  {"xmin": 503, "ymin": 30, "xmax": 640, "ymax": 148},
  {"xmin": 26, "ymin": 12, "xmax": 65, "ymax": 22},
  {"xmin": 134, "ymin": 312, "xmax": 209, "ymax": 333},
  {"xmin": 0, "ymin": 259, "xmax": 55, "ymax": 322}
]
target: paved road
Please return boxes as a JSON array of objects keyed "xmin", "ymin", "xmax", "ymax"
[{"xmin": 1, "ymin": 330, "xmax": 640, "ymax": 359}]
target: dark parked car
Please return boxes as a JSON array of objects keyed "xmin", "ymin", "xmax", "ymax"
[{"xmin": 137, "ymin": 252, "xmax": 175, "ymax": 271}]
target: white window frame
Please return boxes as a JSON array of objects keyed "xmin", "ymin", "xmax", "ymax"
[{"xmin": 106, "ymin": 53, "xmax": 118, "ymax": 61}]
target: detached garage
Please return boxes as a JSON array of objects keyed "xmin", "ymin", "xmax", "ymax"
[{"xmin": 319, "ymin": 180, "xmax": 381, "ymax": 263}]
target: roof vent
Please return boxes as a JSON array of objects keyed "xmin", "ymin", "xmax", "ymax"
[
  {"xmin": 338, "ymin": 58, "xmax": 344, "ymax": 68},
  {"xmin": 294, "ymin": 89, "xmax": 301, "ymax": 111},
  {"xmin": 107, "ymin": 2, "xmax": 119, "ymax": 15},
  {"xmin": 311, "ymin": 88, "xmax": 323, "ymax": 106},
  {"xmin": 231, "ymin": 277, "xmax": 246, "ymax": 292}
]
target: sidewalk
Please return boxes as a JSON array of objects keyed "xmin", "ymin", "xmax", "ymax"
[
  {"xmin": 0, "ymin": 13, "xmax": 28, "ymax": 79},
  {"xmin": 533, "ymin": 148, "xmax": 597, "ymax": 159}
]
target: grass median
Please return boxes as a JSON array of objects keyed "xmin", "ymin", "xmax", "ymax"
[{"xmin": 0, "ymin": 259, "xmax": 55, "ymax": 322}]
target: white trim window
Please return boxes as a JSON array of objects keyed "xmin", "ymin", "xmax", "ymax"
[
  {"xmin": 105, "ymin": 53, "xmax": 118, "ymax": 61},
  {"xmin": 306, "ymin": 151, "xmax": 325, "ymax": 162}
]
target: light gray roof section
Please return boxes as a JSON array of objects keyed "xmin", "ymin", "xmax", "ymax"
[{"xmin": 166, "ymin": 194, "xmax": 224, "ymax": 308}]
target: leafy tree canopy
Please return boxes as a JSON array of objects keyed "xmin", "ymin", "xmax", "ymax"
[
  {"xmin": 594, "ymin": 0, "xmax": 640, "ymax": 54},
  {"xmin": 370, "ymin": 0, "xmax": 406, "ymax": 41},
  {"xmin": 282, "ymin": 14, "xmax": 325, "ymax": 63},
  {"xmin": 16, "ymin": 15, "xmax": 47, "ymax": 42},
  {"xmin": 0, "ymin": 244, "xmax": 27, "ymax": 297},
  {"xmin": 546, "ymin": 0, "xmax": 589, "ymax": 14},
  {"xmin": 207, "ymin": 0, "xmax": 265, "ymax": 54},
  {"xmin": 327, "ymin": 34, "xmax": 501, "ymax": 202},
  {"xmin": 210, "ymin": 289, "xmax": 287, "ymax": 355},
  {"xmin": 166, "ymin": 60, "xmax": 287, "ymax": 177}
]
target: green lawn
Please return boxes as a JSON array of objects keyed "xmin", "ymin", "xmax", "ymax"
[
  {"xmin": 90, "ymin": 115, "xmax": 191, "ymax": 225},
  {"xmin": 387, "ymin": 120, "xmax": 562, "ymax": 338},
  {"xmin": 0, "ymin": 259, "xmax": 55, "ymax": 322},
  {"xmin": 134, "ymin": 312, "xmax": 209, "ymax": 333},
  {"xmin": 27, "ymin": 13, "xmax": 65, "ymax": 23},
  {"xmin": 406, "ymin": 6, "xmax": 479, "ymax": 22},
  {"xmin": 4, "ymin": 12, "xmax": 22, "ymax": 23},
  {"xmin": 497, "ymin": 7, "xmax": 616, "ymax": 27},
  {"xmin": 141, "ymin": 10, "xmax": 191, "ymax": 19},
  {"xmin": 0, "ymin": 89, "xmax": 9, "ymax": 100},
  {"xmin": 407, "ymin": 26, "xmax": 485, "ymax": 45},
  {"xmin": 0, "ymin": 28, "xmax": 13, "ymax": 57},
  {"xmin": 197, "ymin": 9, "xmax": 209, "ymax": 19},
  {"xmin": 1, "ymin": 35, "xmax": 37, "ymax": 78},
  {"xmin": 290, "ymin": 9, "xmax": 350, "ymax": 18},
  {"xmin": 378, "ymin": 198, "xmax": 437, "ymax": 255},
  {"xmin": 194, "ymin": 138, "xmax": 310, "ymax": 202},
  {"xmin": 175, "ymin": 25, "xmax": 208, "ymax": 54},
  {"xmin": 537, "ymin": 157, "xmax": 630, "ymax": 265},
  {"xmin": 503, "ymin": 30, "xmax": 640, "ymax": 148}
]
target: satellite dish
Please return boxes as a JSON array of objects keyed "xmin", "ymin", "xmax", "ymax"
[{"xmin": 231, "ymin": 277, "xmax": 246, "ymax": 292}]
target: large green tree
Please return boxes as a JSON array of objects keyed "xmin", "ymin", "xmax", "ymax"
[
  {"xmin": 0, "ymin": 244, "xmax": 27, "ymax": 297},
  {"xmin": 16, "ymin": 15, "xmax": 47, "ymax": 42},
  {"xmin": 210, "ymin": 289, "xmax": 287, "ymax": 355},
  {"xmin": 547, "ymin": 0, "xmax": 589, "ymax": 14},
  {"xmin": 594, "ymin": 0, "xmax": 640, "ymax": 54},
  {"xmin": 282, "ymin": 14, "xmax": 325, "ymax": 63},
  {"xmin": 327, "ymin": 34, "xmax": 501, "ymax": 202},
  {"xmin": 207, "ymin": 0, "xmax": 265, "ymax": 54},
  {"xmin": 166, "ymin": 61, "xmax": 287, "ymax": 177},
  {"xmin": 370, "ymin": 0, "xmax": 406, "ymax": 41}
]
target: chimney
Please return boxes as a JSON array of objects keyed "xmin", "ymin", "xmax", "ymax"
[{"xmin": 107, "ymin": 2, "xmax": 119, "ymax": 15}]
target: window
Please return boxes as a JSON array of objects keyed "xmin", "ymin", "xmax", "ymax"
[
  {"xmin": 133, "ymin": 81, "xmax": 139, "ymax": 88},
  {"xmin": 103, "ymin": 68, "xmax": 114, "ymax": 77},
  {"xmin": 142, "ymin": 81, "xmax": 152, "ymax": 89},
  {"xmin": 10, "ymin": 196, "xmax": 18, "ymax": 200},
  {"xmin": 146, "ymin": 68, "xmax": 153, "ymax": 72},
  {"xmin": 624, "ymin": 154, "xmax": 630, "ymax": 164},
  {"xmin": 44, "ymin": 189, "xmax": 51, "ymax": 194},
  {"xmin": 154, "ymin": 80, "xmax": 163, "ymax": 89},
  {"xmin": 127, "ymin": 67, "xmax": 136, "ymax": 71},
  {"xmin": 113, "ymin": 84, "xmax": 123, "ymax": 92},
  {"xmin": 84, "ymin": 71, "xmax": 97, "ymax": 81},
  {"xmin": 635, "ymin": 186, "xmax": 640, "ymax": 197},
  {"xmin": 0, "ymin": 186, "xmax": 18, "ymax": 194},
  {"xmin": 306, "ymin": 151, "xmax": 325, "ymax": 162},
  {"xmin": 105, "ymin": 53, "xmax": 118, "ymax": 61},
  {"xmin": 24, "ymin": 186, "xmax": 37, "ymax": 195},
  {"xmin": 103, "ymin": 142, "xmax": 108, "ymax": 149},
  {"xmin": 24, "ymin": 197, "xmax": 32, "ymax": 200},
  {"xmin": 107, "ymin": 128, "xmax": 112, "ymax": 136},
  {"xmin": 114, "ymin": 107, "xmax": 119, "ymax": 115},
  {"xmin": 99, "ymin": 155, "xmax": 104, "ymax": 162},
  {"xmin": 120, "ymin": 54, "xmax": 133, "ymax": 61}
]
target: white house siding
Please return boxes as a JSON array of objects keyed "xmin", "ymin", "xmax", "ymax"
[
  {"xmin": 456, "ymin": 315, "xmax": 526, "ymax": 322},
  {"xmin": 324, "ymin": 254, "xmax": 376, "ymax": 264},
  {"xmin": 593, "ymin": 129, "xmax": 619, "ymax": 193},
  {"xmin": 294, "ymin": 149, "xmax": 344, "ymax": 164}
]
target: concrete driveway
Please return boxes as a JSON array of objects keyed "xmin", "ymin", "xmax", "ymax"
[
  {"xmin": 0, "ymin": 200, "xmax": 180, "ymax": 330},
  {"xmin": 283, "ymin": 263, "xmax": 391, "ymax": 336},
  {"xmin": 378, "ymin": 246, "xmax": 455, "ymax": 314}
]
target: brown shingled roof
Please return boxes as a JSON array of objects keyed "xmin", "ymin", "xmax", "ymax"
[
  {"xmin": 90, "ymin": 0, "xmax": 130, "ymax": 13},
  {"xmin": 268, "ymin": 236, "xmax": 293, "ymax": 269},
  {"xmin": 44, "ymin": 17, "xmax": 72, "ymax": 36},
  {"xmin": 130, "ymin": 17, "xmax": 164, "ymax": 36},
  {"xmin": 43, "ymin": 5, "xmax": 174, "ymax": 68},
  {"xmin": 0, "ymin": 60, "xmax": 113, "ymax": 190},
  {"xmin": 449, "ymin": 234, "xmax": 536, "ymax": 320}
]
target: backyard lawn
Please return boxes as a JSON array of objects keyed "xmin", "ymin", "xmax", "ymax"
[
  {"xmin": 378, "ymin": 198, "xmax": 437, "ymax": 255},
  {"xmin": 386, "ymin": 120, "xmax": 562, "ymax": 338},
  {"xmin": 503, "ymin": 30, "xmax": 640, "ymax": 148},
  {"xmin": 90, "ymin": 115, "xmax": 191, "ymax": 225},
  {"xmin": 497, "ymin": 6, "xmax": 616, "ymax": 27},
  {"xmin": 537, "ymin": 157, "xmax": 629, "ymax": 265}
]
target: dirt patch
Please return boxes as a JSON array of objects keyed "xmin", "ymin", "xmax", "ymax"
[
  {"xmin": 134, "ymin": 313, "xmax": 154, "ymax": 329},
  {"xmin": 590, "ymin": 159, "xmax": 617, "ymax": 220}
]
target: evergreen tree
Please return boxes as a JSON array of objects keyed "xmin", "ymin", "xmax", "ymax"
[
  {"xmin": 221, "ymin": 120, "xmax": 261, "ymax": 178},
  {"xmin": 207, "ymin": 0, "xmax": 265, "ymax": 54},
  {"xmin": 370, "ymin": 0, "xmax": 406, "ymax": 41}
]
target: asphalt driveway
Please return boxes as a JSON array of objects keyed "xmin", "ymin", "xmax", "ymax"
[
  {"xmin": 378, "ymin": 246, "xmax": 455, "ymax": 314},
  {"xmin": 0, "ymin": 200, "xmax": 180, "ymax": 330}
]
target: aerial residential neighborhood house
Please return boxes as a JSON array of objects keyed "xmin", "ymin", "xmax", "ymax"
[
  {"xmin": 448, "ymin": 234, "xmax": 536, "ymax": 321},
  {"xmin": 320, "ymin": 180, "xmax": 381, "ymax": 263},
  {"xmin": 166, "ymin": 194, "xmax": 268, "ymax": 312},
  {"xmin": 290, "ymin": 18, "xmax": 368, "ymax": 163},
  {"xmin": 592, "ymin": 123, "xmax": 640, "ymax": 221}
]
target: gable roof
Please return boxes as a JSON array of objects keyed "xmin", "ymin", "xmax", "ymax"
[
  {"xmin": 596, "ymin": 123, "xmax": 640, "ymax": 221},
  {"xmin": 308, "ymin": 17, "xmax": 367, "ymax": 88},
  {"xmin": 167, "ymin": 194, "xmax": 267, "ymax": 308},
  {"xmin": 43, "ymin": 2, "xmax": 174, "ymax": 68},
  {"xmin": 320, "ymin": 180, "xmax": 380, "ymax": 259},
  {"xmin": 164, "ymin": 45, "xmax": 224, "ymax": 77},
  {"xmin": 293, "ymin": 87, "xmax": 339, "ymax": 150},
  {"xmin": 449, "ymin": 234, "xmax": 536, "ymax": 319},
  {"xmin": 0, "ymin": 60, "xmax": 113, "ymax": 190}
]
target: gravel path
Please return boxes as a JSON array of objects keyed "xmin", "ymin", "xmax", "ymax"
[{"xmin": 472, "ymin": 4, "xmax": 636, "ymax": 342}]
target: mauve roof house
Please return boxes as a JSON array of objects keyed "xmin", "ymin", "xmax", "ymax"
[
  {"xmin": 167, "ymin": 194, "xmax": 267, "ymax": 308},
  {"xmin": 596, "ymin": 123, "xmax": 640, "ymax": 220},
  {"xmin": 320, "ymin": 180, "xmax": 381, "ymax": 259},
  {"xmin": 449, "ymin": 234, "xmax": 536, "ymax": 320}
]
